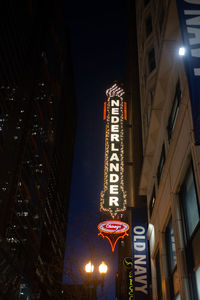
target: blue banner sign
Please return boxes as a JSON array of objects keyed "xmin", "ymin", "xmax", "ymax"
[
  {"xmin": 132, "ymin": 208, "xmax": 151, "ymax": 300},
  {"xmin": 176, "ymin": 0, "xmax": 200, "ymax": 144}
]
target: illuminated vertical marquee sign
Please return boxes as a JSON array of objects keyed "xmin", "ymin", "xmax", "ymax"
[{"xmin": 100, "ymin": 83, "xmax": 127, "ymax": 218}]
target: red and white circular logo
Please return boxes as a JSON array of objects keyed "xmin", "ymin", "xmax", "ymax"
[{"xmin": 98, "ymin": 220, "xmax": 129, "ymax": 234}]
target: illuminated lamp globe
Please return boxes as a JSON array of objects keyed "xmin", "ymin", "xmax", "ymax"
[
  {"xmin": 99, "ymin": 261, "xmax": 108, "ymax": 274},
  {"xmin": 179, "ymin": 47, "xmax": 186, "ymax": 56},
  {"xmin": 85, "ymin": 261, "xmax": 94, "ymax": 273}
]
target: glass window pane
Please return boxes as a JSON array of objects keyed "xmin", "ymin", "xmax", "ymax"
[
  {"xmin": 148, "ymin": 48, "xmax": 156, "ymax": 73},
  {"xmin": 156, "ymin": 251, "xmax": 162, "ymax": 298},
  {"xmin": 175, "ymin": 293, "xmax": 180, "ymax": 300},
  {"xmin": 157, "ymin": 145, "xmax": 165, "ymax": 186},
  {"xmin": 166, "ymin": 218, "xmax": 177, "ymax": 273},
  {"xmin": 195, "ymin": 265, "xmax": 200, "ymax": 300},
  {"xmin": 168, "ymin": 80, "xmax": 181, "ymax": 141},
  {"xmin": 181, "ymin": 165, "xmax": 200, "ymax": 237},
  {"xmin": 146, "ymin": 16, "xmax": 152, "ymax": 37}
]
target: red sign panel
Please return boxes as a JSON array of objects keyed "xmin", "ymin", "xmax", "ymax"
[
  {"xmin": 98, "ymin": 220, "xmax": 129, "ymax": 252},
  {"xmin": 98, "ymin": 220, "xmax": 129, "ymax": 234}
]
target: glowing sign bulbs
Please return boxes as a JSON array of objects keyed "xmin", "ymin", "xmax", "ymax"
[{"xmin": 100, "ymin": 83, "xmax": 127, "ymax": 218}]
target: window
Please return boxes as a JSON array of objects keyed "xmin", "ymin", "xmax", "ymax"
[
  {"xmin": 166, "ymin": 218, "xmax": 177, "ymax": 273},
  {"xmin": 180, "ymin": 164, "xmax": 199, "ymax": 238},
  {"xmin": 159, "ymin": 2, "xmax": 165, "ymax": 32},
  {"xmin": 155, "ymin": 251, "xmax": 162, "ymax": 299},
  {"xmin": 144, "ymin": 0, "xmax": 150, "ymax": 6},
  {"xmin": 147, "ymin": 90, "xmax": 154, "ymax": 125},
  {"xmin": 157, "ymin": 144, "xmax": 165, "ymax": 186},
  {"xmin": 194, "ymin": 265, "xmax": 200, "ymax": 300},
  {"xmin": 148, "ymin": 48, "xmax": 156, "ymax": 73},
  {"xmin": 166, "ymin": 218, "xmax": 177, "ymax": 298},
  {"xmin": 168, "ymin": 80, "xmax": 181, "ymax": 141},
  {"xmin": 180, "ymin": 163, "xmax": 200, "ymax": 299},
  {"xmin": 174, "ymin": 294, "xmax": 180, "ymax": 300},
  {"xmin": 149, "ymin": 186, "xmax": 156, "ymax": 216},
  {"xmin": 146, "ymin": 15, "xmax": 152, "ymax": 37}
]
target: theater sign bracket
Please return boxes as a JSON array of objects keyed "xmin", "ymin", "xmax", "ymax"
[
  {"xmin": 98, "ymin": 220, "xmax": 129, "ymax": 253},
  {"xmin": 100, "ymin": 83, "xmax": 127, "ymax": 218}
]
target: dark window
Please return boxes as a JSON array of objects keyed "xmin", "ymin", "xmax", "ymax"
[
  {"xmin": 159, "ymin": 3, "xmax": 165, "ymax": 32},
  {"xmin": 149, "ymin": 186, "xmax": 156, "ymax": 216},
  {"xmin": 156, "ymin": 251, "xmax": 162, "ymax": 299},
  {"xmin": 148, "ymin": 48, "xmax": 156, "ymax": 73},
  {"xmin": 194, "ymin": 265, "xmax": 200, "ymax": 299},
  {"xmin": 174, "ymin": 294, "xmax": 181, "ymax": 300},
  {"xmin": 180, "ymin": 164, "xmax": 200, "ymax": 238},
  {"xmin": 147, "ymin": 90, "xmax": 154, "ymax": 125},
  {"xmin": 180, "ymin": 163, "xmax": 200, "ymax": 299},
  {"xmin": 168, "ymin": 80, "xmax": 181, "ymax": 141},
  {"xmin": 166, "ymin": 218, "xmax": 177, "ymax": 273},
  {"xmin": 146, "ymin": 15, "xmax": 152, "ymax": 37},
  {"xmin": 157, "ymin": 144, "xmax": 165, "ymax": 186},
  {"xmin": 144, "ymin": 0, "xmax": 150, "ymax": 6},
  {"xmin": 166, "ymin": 218, "xmax": 177, "ymax": 298}
]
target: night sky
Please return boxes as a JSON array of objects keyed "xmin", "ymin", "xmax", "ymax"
[{"xmin": 63, "ymin": 1, "xmax": 127, "ymax": 299}]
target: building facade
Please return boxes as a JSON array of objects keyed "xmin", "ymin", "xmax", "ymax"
[
  {"xmin": 135, "ymin": 0, "xmax": 200, "ymax": 299},
  {"xmin": 0, "ymin": 1, "xmax": 76, "ymax": 299},
  {"xmin": 117, "ymin": 0, "xmax": 200, "ymax": 299}
]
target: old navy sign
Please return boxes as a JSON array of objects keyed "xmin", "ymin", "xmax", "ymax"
[
  {"xmin": 132, "ymin": 208, "xmax": 151, "ymax": 300},
  {"xmin": 100, "ymin": 83, "xmax": 127, "ymax": 218},
  {"xmin": 176, "ymin": 0, "xmax": 200, "ymax": 144}
]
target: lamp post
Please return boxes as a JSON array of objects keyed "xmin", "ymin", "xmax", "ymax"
[{"xmin": 84, "ymin": 261, "xmax": 108, "ymax": 300}]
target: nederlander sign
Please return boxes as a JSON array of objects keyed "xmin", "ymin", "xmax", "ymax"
[{"xmin": 100, "ymin": 83, "xmax": 127, "ymax": 218}]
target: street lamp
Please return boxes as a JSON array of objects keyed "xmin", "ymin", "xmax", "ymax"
[
  {"xmin": 99, "ymin": 261, "xmax": 108, "ymax": 274},
  {"xmin": 84, "ymin": 261, "xmax": 108, "ymax": 299},
  {"xmin": 85, "ymin": 261, "xmax": 94, "ymax": 273}
]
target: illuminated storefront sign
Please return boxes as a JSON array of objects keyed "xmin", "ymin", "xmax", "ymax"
[
  {"xmin": 100, "ymin": 83, "xmax": 127, "ymax": 218},
  {"xmin": 98, "ymin": 220, "xmax": 129, "ymax": 252},
  {"xmin": 98, "ymin": 220, "xmax": 129, "ymax": 234},
  {"xmin": 176, "ymin": 0, "xmax": 200, "ymax": 144},
  {"xmin": 132, "ymin": 208, "xmax": 151, "ymax": 300},
  {"xmin": 123, "ymin": 257, "xmax": 134, "ymax": 299}
]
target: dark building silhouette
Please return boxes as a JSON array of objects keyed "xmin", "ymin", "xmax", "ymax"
[
  {"xmin": 0, "ymin": 1, "xmax": 76, "ymax": 299},
  {"xmin": 62, "ymin": 284, "xmax": 94, "ymax": 300}
]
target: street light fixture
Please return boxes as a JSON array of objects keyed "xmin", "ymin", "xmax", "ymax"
[
  {"xmin": 85, "ymin": 261, "xmax": 94, "ymax": 273},
  {"xmin": 84, "ymin": 261, "xmax": 108, "ymax": 299},
  {"xmin": 99, "ymin": 261, "xmax": 108, "ymax": 274}
]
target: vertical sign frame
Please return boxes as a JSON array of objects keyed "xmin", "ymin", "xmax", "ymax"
[
  {"xmin": 100, "ymin": 83, "xmax": 127, "ymax": 218},
  {"xmin": 132, "ymin": 208, "xmax": 151, "ymax": 300}
]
